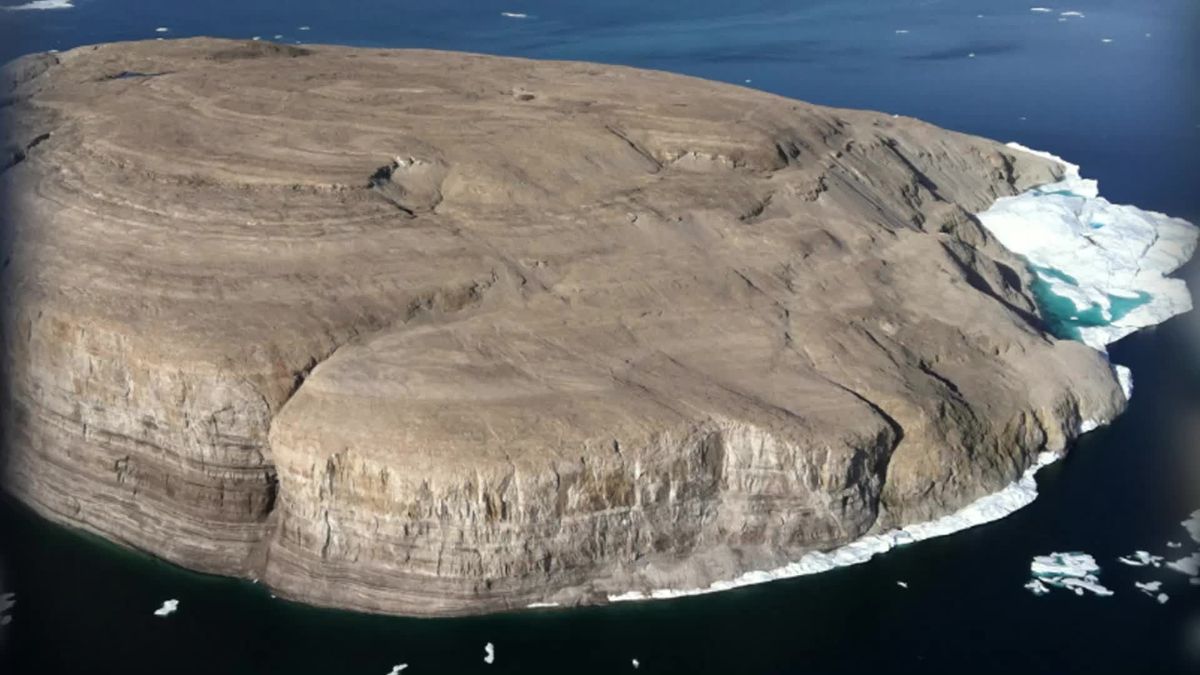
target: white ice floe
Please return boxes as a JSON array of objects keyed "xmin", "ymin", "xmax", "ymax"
[
  {"xmin": 1061, "ymin": 11, "xmax": 1085, "ymax": 18},
  {"xmin": 1118, "ymin": 550, "xmax": 1164, "ymax": 568},
  {"xmin": 1157, "ymin": 593, "xmax": 1169, "ymax": 603},
  {"xmin": 483, "ymin": 642, "xmax": 495, "ymax": 665},
  {"xmin": 298, "ymin": 25, "xmax": 310, "ymax": 31},
  {"xmin": 896, "ymin": 581, "xmax": 908, "ymax": 588},
  {"xmin": 155, "ymin": 27, "xmax": 168, "ymax": 33},
  {"xmin": 978, "ymin": 143, "xmax": 1198, "ymax": 351},
  {"xmin": 154, "ymin": 599, "xmax": 179, "ymax": 617},
  {"xmin": 1029, "ymin": 552, "xmax": 1114, "ymax": 596},
  {"xmin": 1167, "ymin": 541, "xmax": 1183, "ymax": 549},
  {"xmin": 526, "ymin": 601, "xmax": 561, "ymax": 609},
  {"xmin": 1, "ymin": 0, "xmax": 73, "ymax": 10},
  {"xmin": 386, "ymin": 665, "xmax": 408, "ymax": 674},
  {"xmin": 1030, "ymin": 7, "xmax": 1054, "ymax": 13},
  {"xmin": 632, "ymin": 658, "xmax": 640, "ymax": 669},
  {"xmin": 610, "ymin": 452, "xmax": 1062, "ymax": 602},
  {"xmin": 1167, "ymin": 554, "xmax": 1200, "ymax": 578},
  {"xmin": 895, "ymin": 29, "xmax": 910, "ymax": 34},
  {"xmin": 1025, "ymin": 579, "xmax": 1050, "ymax": 596},
  {"xmin": 1135, "ymin": 580, "xmax": 1162, "ymax": 594},
  {"xmin": 1183, "ymin": 511, "xmax": 1200, "ymax": 544},
  {"xmin": 500, "ymin": 12, "xmax": 528, "ymax": 19}
]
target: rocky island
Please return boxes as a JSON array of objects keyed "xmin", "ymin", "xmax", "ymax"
[{"xmin": 0, "ymin": 38, "xmax": 1132, "ymax": 616}]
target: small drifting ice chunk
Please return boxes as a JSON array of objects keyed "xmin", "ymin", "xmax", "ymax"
[
  {"xmin": 1101, "ymin": 38, "xmax": 1113, "ymax": 43},
  {"xmin": 153, "ymin": 599, "xmax": 179, "ymax": 617},
  {"xmin": 1, "ymin": 592, "xmax": 14, "ymax": 625},
  {"xmin": 298, "ymin": 26, "xmax": 310, "ymax": 31},
  {"xmin": 1167, "ymin": 554, "xmax": 1200, "ymax": 577},
  {"xmin": 1167, "ymin": 541, "xmax": 1183, "ymax": 549},
  {"xmin": 500, "ymin": 12, "xmax": 528, "ymax": 19},
  {"xmin": 1030, "ymin": 7, "xmax": 1053, "ymax": 12},
  {"xmin": 1025, "ymin": 579, "xmax": 1050, "ymax": 596},
  {"xmin": 896, "ymin": 581, "xmax": 908, "ymax": 588},
  {"xmin": 1135, "ymin": 580, "xmax": 1162, "ymax": 596},
  {"xmin": 386, "ymin": 665, "xmax": 408, "ymax": 674},
  {"xmin": 273, "ymin": 34, "xmax": 283, "ymax": 39},
  {"xmin": 967, "ymin": 53, "xmax": 976, "ymax": 58},
  {"xmin": 483, "ymin": 642, "xmax": 495, "ymax": 665},
  {"xmin": 155, "ymin": 27, "xmax": 169, "ymax": 33},
  {"xmin": 0, "ymin": 0, "xmax": 75, "ymax": 10},
  {"xmin": 1061, "ymin": 11, "xmax": 1085, "ymax": 18},
  {"xmin": 1157, "ymin": 593, "xmax": 1169, "ymax": 604},
  {"xmin": 632, "ymin": 658, "xmax": 640, "ymax": 669},
  {"xmin": 1118, "ymin": 551, "xmax": 1164, "ymax": 567},
  {"xmin": 894, "ymin": 29, "xmax": 909, "ymax": 34}
]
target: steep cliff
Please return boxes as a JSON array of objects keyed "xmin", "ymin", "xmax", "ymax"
[{"xmin": 0, "ymin": 38, "xmax": 1124, "ymax": 616}]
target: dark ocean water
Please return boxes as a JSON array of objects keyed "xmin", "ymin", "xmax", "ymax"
[{"xmin": 1, "ymin": 1, "xmax": 1198, "ymax": 673}]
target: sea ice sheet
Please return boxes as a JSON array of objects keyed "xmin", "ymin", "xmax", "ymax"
[{"xmin": 977, "ymin": 144, "xmax": 1198, "ymax": 351}]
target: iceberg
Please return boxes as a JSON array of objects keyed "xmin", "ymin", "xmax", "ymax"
[
  {"xmin": 483, "ymin": 642, "xmax": 495, "ymax": 665},
  {"xmin": 979, "ymin": 145, "xmax": 1198, "ymax": 351},
  {"xmin": 386, "ymin": 665, "xmax": 408, "ymax": 674},
  {"xmin": 1029, "ymin": 552, "xmax": 1113, "ymax": 597}
]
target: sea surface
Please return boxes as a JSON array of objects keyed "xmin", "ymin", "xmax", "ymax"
[{"xmin": 1, "ymin": 1, "xmax": 1198, "ymax": 673}]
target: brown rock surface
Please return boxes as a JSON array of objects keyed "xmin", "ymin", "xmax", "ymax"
[{"xmin": 0, "ymin": 38, "xmax": 1125, "ymax": 616}]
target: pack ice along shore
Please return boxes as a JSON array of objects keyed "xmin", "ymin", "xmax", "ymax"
[{"xmin": 1, "ymin": 39, "xmax": 1194, "ymax": 617}]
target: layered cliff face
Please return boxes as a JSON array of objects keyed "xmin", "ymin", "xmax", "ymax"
[{"xmin": 0, "ymin": 39, "xmax": 1125, "ymax": 616}]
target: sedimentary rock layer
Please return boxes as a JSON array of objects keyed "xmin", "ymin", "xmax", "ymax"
[{"xmin": 0, "ymin": 39, "xmax": 1125, "ymax": 616}]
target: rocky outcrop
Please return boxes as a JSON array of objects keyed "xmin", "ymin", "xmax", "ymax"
[{"xmin": 0, "ymin": 39, "xmax": 1125, "ymax": 616}]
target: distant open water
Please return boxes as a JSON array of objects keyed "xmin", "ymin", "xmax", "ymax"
[{"xmin": 1, "ymin": 1, "xmax": 1198, "ymax": 673}]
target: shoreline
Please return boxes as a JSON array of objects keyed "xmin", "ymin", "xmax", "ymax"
[{"xmin": 580, "ymin": 144, "xmax": 1198, "ymax": 607}]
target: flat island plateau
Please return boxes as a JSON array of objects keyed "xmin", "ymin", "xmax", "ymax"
[{"xmin": 0, "ymin": 38, "xmax": 1164, "ymax": 617}]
